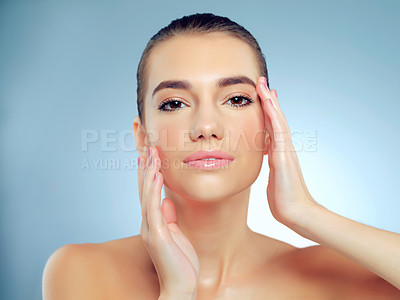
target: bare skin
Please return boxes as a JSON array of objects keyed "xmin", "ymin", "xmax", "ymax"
[
  {"xmin": 42, "ymin": 32, "xmax": 400, "ymax": 299},
  {"xmin": 43, "ymin": 235, "xmax": 399, "ymax": 299}
]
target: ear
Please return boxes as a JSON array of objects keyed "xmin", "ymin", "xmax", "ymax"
[{"xmin": 133, "ymin": 116, "xmax": 148, "ymax": 156}]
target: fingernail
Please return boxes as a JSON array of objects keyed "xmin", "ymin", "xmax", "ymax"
[
  {"xmin": 138, "ymin": 156, "xmax": 141, "ymax": 167},
  {"xmin": 148, "ymin": 147, "xmax": 151, "ymax": 157},
  {"xmin": 153, "ymin": 173, "xmax": 157, "ymax": 181},
  {"xmin": 263, "ymin": 78, "xmax": 268, "ymax": 89},
  {"xmin": 269, "ymin": 99, "xmax": 273, "ymax": 106},
  {"xmin": 150, "ymin": 156, "xmax": 153, "ymax": 165},
  {"xmin": 260, "ymin": 78, "xmax": 267, "ymax": 91},
  {"xmin": 262, "ymin": 77, "xmax": 267, "ymax": 85}
]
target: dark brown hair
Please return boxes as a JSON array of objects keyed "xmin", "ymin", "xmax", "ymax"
[{"xmin": 136, "ymin": 13, "xmax": 270, "ymax": 126}]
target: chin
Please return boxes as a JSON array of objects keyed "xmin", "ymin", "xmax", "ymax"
[
  {"xmin": 178, "ymin": 188, "xmax": 240, "ymax": 203},
  {"xmin": 164, "ymin": 170, "xmax": 250, "ymax": 203}
]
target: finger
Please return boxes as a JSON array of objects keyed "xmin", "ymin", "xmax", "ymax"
[
  {"xmin": 258, "ymin": 79, "xmax": 300, "ymax": 173},
  {"xmin": 258, "ymin": 78, "xmax": 291, "ymax": 134},
  {"xmin": 138, "ymin": 150, "xmax": 150, "ymax": 234},
  {"xmin": 256, "ymin": 78, "xmax": 286, "ymax": 138},
  {"xmin": 271, "ymin": 89, "xmax": 277, "ymax": 99},
  {"xmin": 142, "ymin": 146, "xmax": 156, "ymax": 225},
  {"xmin": 257, "ymin": 78, "xmax": 297, "ymax": 162},
  {"xmin": 161, "ymin": 198, "xmax": 178, "ymax": 225},
  {"xmin": 146, "ymin": 152, "xmax": 165, "ymax": 231},
  {"xmin": 269, "ymin": 88, "xmax": 281, "ymax": 111},
  {"xmin": 138, "ymin": 155, "xmax": 147, "ymax": 203},
  {"xmin": 138, "ymin": 145, "xmax": 149, "ymax": 203},
  {"xmin": 264, "ymin": 84, "xmax": 290, "ymax": 132},
  {"xmin": 261, "ymin": 79, "xmax": 282, "ymax": 111},
  {"xmin": 259, "ymin": 77, "xmax": 292, "ymax": 136},
  {"xmin": 257, "ymin": 93, "xmax": 274, "ymax": 148},
  {"xmin": 143, "ymin": 146, "xmax": 162, "ymax": 224}
]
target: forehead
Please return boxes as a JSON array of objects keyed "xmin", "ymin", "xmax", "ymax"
[{"xmin": 146, "ymin": 33, "xmax": 259, "ymax": 90}]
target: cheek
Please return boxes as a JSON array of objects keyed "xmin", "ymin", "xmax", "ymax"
[
  {"xmin": 230, "ymin": 109, "xmax": 266, "ymax": 152},
  {"xmin": 150, "ymin": 121, "xmax": 187, "ymax": 171},
  {"xmin": 235, "ymin": 113, "xmax": 265, "ymax": 186},
  {"xmin": 247, "ymin": 118, "xmax": 265, "ymax": 150},
  {"xmin": 251, "ymin": 104, "xmax": 267, "ymax": 150},
  {"xmin": 151, "ymin": 120, "xmax": 184, "ymax": 150},
  {"xmin": 250, "ymin": 121, "xmax": 267, "ymax": 152}
]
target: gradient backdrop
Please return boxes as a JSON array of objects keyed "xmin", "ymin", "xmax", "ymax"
[{"xmin": 0, "ymin": 0, "xmax": 399, "ymax": 299}]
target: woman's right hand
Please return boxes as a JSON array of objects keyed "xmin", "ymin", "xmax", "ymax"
[{"xmin": 138, "ymin": 146, "xmax": 200, "ymax": 298}]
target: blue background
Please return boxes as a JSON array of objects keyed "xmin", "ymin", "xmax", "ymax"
[{"xmin": 0, "ymin": 0, "xmax": 399, "ymax": 299}]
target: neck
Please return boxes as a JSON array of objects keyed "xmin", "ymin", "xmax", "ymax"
[{"xmin": 163, "ymin": 186, "xmax": 257, "ymax": 289}]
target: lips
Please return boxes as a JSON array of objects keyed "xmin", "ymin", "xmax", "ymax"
[{"xmin": 183, "ymin": 150, "xmax": 234, "ymax": 163}]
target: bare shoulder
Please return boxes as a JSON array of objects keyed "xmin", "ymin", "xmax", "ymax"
[
  {"xmin": 291, "ymin": 245, "xmax": 400, "ymax": 299},
  {"xmin": 285, "ymin": 244, "xmax": 376, "ymax": 278},
  {"xmin": 251, "ymin": 231, "xmax": 297, "ymax": 257},
  {"xmin": 43, "ymin": 235, "xmax": 158, "ymax": 300},
  {"xmin": 42, "ymin": 242, "xmax": 107, "ymax": 299}
]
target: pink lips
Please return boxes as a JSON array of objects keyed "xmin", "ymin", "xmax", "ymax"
[{"xmin": 183, "ymin": 150, "xmax": 234, "ymax": 170}]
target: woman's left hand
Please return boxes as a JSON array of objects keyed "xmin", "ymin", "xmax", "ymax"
[
  {"xmin": 255, "ymin": 77, "xmax": 400, "ymax": 293},
  {"xmin": 256, "ymin": 76, "xmax": 319, "ymax": 228}
]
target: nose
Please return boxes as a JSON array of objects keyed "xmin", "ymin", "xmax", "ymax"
[{"xmin": 189, "ymin": 106, "xmax": 225, "ymax": 142}]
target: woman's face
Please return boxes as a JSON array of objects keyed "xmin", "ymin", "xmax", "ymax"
[{"xmin": 142, "ymin": 33, "xmax": 268, "ymax": 201}]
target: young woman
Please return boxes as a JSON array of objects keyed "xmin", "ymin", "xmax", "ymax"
[{"xmin": 43, "ymin": 13, "xmax": 400, "ymax": 299}]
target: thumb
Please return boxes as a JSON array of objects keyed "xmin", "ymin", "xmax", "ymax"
[{"xmin": 161, "ymin": 198, "xmax": 178, "ymax": 224}]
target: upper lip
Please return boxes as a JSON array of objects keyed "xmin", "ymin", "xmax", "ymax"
[{"xmin": 183, "ymin": 150, "xmax": 235, "ymax": 163}]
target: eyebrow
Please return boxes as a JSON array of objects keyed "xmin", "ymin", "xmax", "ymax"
[{"xmin": 151, "ymin": 75, "xmax": 256, "ymax": 97}]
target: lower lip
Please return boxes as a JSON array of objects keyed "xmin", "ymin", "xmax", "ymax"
[{"xmin": 184, "ymin": 159, "xmax": 233, "ymax": 170}]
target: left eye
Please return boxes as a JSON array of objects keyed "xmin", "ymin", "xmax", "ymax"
[{"xmin": 226, "ymin": 95, "xmax": 255, "ymax": 108}]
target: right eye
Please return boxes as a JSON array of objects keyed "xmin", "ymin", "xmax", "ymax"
[{"xmin": 158, "ymin": 99, "xmax": 187, "ymax": 112}]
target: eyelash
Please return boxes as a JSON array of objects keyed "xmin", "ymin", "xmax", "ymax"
[{"xmin": 157, "ymin": 94, "xmax": 255, "ymax": 112}]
